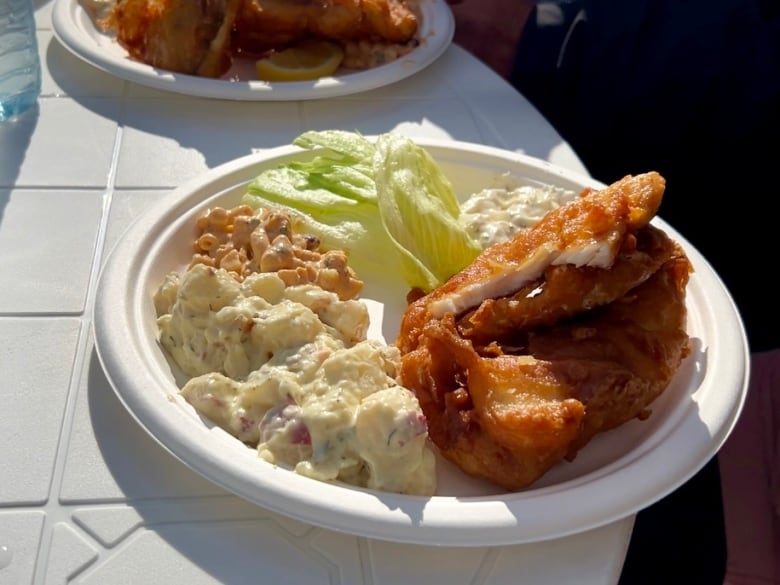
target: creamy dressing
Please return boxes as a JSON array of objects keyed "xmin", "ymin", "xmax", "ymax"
[
  {"xmin": 459, "ymin": 178, "xmax": 576, "ymax": 248},
  {"xmin": 424, "ymin": 179, "xmax": 579, "ymax": 317}
]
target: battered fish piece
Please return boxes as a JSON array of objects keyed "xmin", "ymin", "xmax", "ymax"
[
  {"xmin": 103, "ymin": 0, "xmax": 242, "ymax": 77},
  {"xmin": 397, "ymin": 172, "xmax": 667, "ymax": 354},
  {"xmin": 96, "ymin": 0, "xmax": 419, "ymax": 75},
  {"xmin": 233, "ymin": 0, "xmax": 419, "ymax": 55},
  {"xmin": 529, "ymin": 253, "xmax": 692, "ymax": 455},
  {"xmin": 398, "ymin": 255, "xmax": 691, "ymax": 490},
  {"xmin": 458, "ymin": 224, "xmax": 679, "ymax": 344},
  {"xmin": 400, "ymin": 315, "xmax": 587, "ymax": 489},
  {"xmin": 396, "ymin": 171, "xmax": 692, "ymax": 490}
]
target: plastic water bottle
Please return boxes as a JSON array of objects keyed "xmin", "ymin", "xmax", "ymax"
[{"xmin": 0, "ymin": 0, "xmax": 42, "ymax": 122}]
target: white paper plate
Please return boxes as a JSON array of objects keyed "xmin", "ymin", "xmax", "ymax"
[
  {"xmin": 52, "ymin": 0, "xmax": 454, "ymax": 100},
  {"xmin": 93, "ymin": 138, "xmax": 749, "ymax": 546}
]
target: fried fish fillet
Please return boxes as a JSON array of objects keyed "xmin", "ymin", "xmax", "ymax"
[
  {"xmin": 397, "ymin": 172, "xmax": 667, "ymax": 354},
  {"xmin": 398, "ymin": 252, "xmax": 691, "ymax": 490},
  {"xmin": 232, "ymin": 0, "xmax": 419, "ymax": 55},
  {"xmin": 527, "ymin": 253, "xmax": 692, "ymax": 454},
  {"xmin": 400, "ymin": 315, "xmax": 587, "ymax": 490},
  {"xmin": 458, "ymin": 224, "xmax": 679, "ymax": 344},
  {"xmin": 103, "ymin": 0, "xmax": 242, "ymax": 77},
  {"xmin": 97, "ymin": 0, "xmax": 418, "ymax": 75},
  {"xmin": 395, "ymin": 171, "xmax": 692, "ymax": 490}
]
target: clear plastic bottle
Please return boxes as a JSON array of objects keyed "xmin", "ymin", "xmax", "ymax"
[{"xmin": 0, "ymin": 0, "xmax": 42, "ymax": 122}]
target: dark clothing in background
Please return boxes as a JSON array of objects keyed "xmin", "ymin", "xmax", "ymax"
[
  {"xmin": 510, "ymin": 2, "xmax": 779, "ymax": 583},
  {"xmin": 512, "ymin": 0, "xmax": 780, "ymax": 353}
]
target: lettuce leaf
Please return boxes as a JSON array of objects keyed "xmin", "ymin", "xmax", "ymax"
[{"xmin": 373, "ymin": 133, "xmax": 482, "ymax": 292}]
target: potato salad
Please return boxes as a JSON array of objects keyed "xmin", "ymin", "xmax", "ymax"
[{"xmin": 154, "ymin": 205, "xmax": 436, "ymax": 496}]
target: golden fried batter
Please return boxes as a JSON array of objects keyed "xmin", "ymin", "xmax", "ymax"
[
  {"xmin": 233, "ymin": 0, "xmax": 419, "ymax": 54},
  {"xmin": 104, "ymin": 0, "xmax": 242, "ymax": 77},
  {"xmin": 399, "ymin": 255, "xmax": 691, "ymax": 490},
  {"xmin": 97, "ymin": 0, "xmax": 419, "ymax": 76},
  {"xmin": 458, "ymin": 224, "xmax": 679, "ymax": 344},
  {"xmin": 527, "ymin": 252, "xmax": 691, "ymax": 454},
  {"xmin": 396, "ymin": 171, "xmax": 692, "ymax": 490},
  {"xmin": 397, "ymin": 172, "xmax": 667, "ymax": 355},
  {"xmin": 400, "ymin": 315, "xmax": 587, "ymax": 489}
]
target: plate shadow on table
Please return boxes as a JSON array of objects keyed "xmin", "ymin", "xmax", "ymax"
[
  {"xmin": 85, "ymin": 346, "xmax": 231, "ymax": 497},
  {"xmin": 43, "ymin": 43, "xmax": 297, "ymax": 171},
  {"xmin": 44, "ymin": 33, "xmax": 572, "ymax": 184}
]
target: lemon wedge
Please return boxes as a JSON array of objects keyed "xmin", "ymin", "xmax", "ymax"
[{"xmin": 255, "ymin": 40, "xmax": 345, "ymax": 82}]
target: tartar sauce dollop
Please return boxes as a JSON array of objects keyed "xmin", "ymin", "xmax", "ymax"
[{"xmin": 459, "ymin": 176, "xmax": 577, "ymax": 248}]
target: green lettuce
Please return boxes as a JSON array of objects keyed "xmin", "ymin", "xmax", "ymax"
[
  {"xmin": 240, "ymin": 130, "xmax": 481, "ymax": 292},
  {"xmin": 373, "ymin": 133, "xmax": 482, "ymax": 292}
]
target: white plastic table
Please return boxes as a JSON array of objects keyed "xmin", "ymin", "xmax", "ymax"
[{"xmin": 0, "ymin": 3, "xmax": 635, "ymax": 583}]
